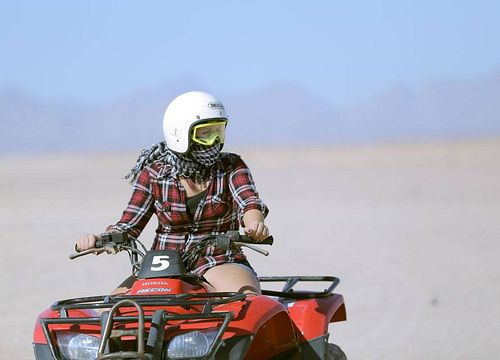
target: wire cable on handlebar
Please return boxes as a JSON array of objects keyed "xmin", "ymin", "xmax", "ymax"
[
  {"xmin": 134, "ymin": 238, "xmax": 148, "ymax": 254},
  {"xmin": 122, "ymin": 246, "xmax": 144, "ymax": 274},
  {"xmin": 122, "ymin": 238, "xmax": 147, "ymax": 276}
]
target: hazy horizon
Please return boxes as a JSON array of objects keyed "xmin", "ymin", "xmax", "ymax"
[{"xmin": 2, "ymin": 68, "xmax": 500, "ymax": 154}]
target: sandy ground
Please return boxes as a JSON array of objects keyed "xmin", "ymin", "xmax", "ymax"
[{"xmin": 1, "ymin": 139, "xmax": 500, "ymax": 359}]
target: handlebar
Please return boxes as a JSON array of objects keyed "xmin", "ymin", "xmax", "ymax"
[
  {"xmin": 231, "ymin": 234, "xmax": 273, "ymax": 256},
  {"xmin": 69, "ymin": 232, "xmax": 131, "ymax": 260},
  {"xmin": 94, "ymin": 232, "xmax": 129, "ymax": 248},
  {"xmin": 70, "ymin": 231, "xmax": 273, "ymax": 261},
  {"xmin": 237, "ymin": 234, "xmax": 274, "ymax": 246}
]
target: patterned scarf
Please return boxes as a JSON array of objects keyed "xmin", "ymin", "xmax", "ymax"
[{"xmin": 125, "ymin": 141, "xmax": 222, "ymax": 184}]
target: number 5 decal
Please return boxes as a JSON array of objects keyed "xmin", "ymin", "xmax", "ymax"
[{"xmin": 151, "ymin": 255, "xmax": 170, "ymax": 271}]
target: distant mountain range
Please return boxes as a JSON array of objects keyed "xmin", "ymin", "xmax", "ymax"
[{"xmin": 1, "ymin": 71, "xmax": 500, "ymax": 154}]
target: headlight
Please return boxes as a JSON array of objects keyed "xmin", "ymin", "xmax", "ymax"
[
  {"xmin": 56, "ymin": 331, "xmax": 100, "ymax": 360},
  {"xmin": 166, "ymin": 328, "xmax": 219, "ymax": 359}
]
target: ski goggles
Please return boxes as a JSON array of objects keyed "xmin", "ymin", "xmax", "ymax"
[{"xmin": 191, "ymin": 120, "xmax": 227, "ymax": 146}]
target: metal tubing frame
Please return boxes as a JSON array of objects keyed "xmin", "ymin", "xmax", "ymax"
[
  {"xmin": 258, "ymin": 276, "xmax": 340, "ymax": 299},
  {"xmin": 51, "ymin": 292, "xmax": 246, "ymax": 312},
  {"xmin": 40, "ymin": 293, "xmax": 245, "ymax": 359},
  {"xmin": 98, "ymin": 299, "xmax": 146, "ymax": 359}
]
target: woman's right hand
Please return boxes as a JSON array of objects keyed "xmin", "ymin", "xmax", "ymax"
[{"xmin": 75, "ymin": 234, "xmax": 99, "ymax": 252}]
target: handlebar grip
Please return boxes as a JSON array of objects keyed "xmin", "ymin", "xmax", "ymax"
[
  {"xmin": 69, "ymin": 252, "xmax": 82, "ymax": 260},
  {"xmin": 94, "ymin": 236, "xmax": 104, "ymax": 248},
  {"xmin": 74, "ymin": 235, "xmax": 103, "ymax": 252},
  {"xmin": 95, "ymin": 232, "xmax": 129, "ymax": 248},
  {"xmin": 238, "ymin": 235, "xmax": 274, "ymax": 245}
]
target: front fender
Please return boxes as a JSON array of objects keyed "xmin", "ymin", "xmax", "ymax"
[
  {"xmin": 287, "ymin": 293, "xmax": 346, "ymax": 341},
  {"xmin": 218, "ymin": 295, "xmax": 298, "ymax": 359}
]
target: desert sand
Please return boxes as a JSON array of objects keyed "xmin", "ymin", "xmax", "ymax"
[{"xmin": 1, "ymin": 138, "xmax": 500, "ymax": 359}]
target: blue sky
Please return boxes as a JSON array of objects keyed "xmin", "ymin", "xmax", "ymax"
[{"xmin": 1, "ymin": 0, "xmax": 499, "ymax": 107}]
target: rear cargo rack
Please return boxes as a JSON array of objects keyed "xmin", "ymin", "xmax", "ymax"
[
  {"xmin": 41, "ymin": 292, "xmax": 246, "ymax": 360},
  {"xmin": 259, "ymin": 276, "xmax": 339, "ymax": 299}
]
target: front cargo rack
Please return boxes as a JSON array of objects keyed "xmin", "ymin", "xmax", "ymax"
[
  {"xmin": 51, "ymin": 292, "xmax": 245, "ymax": 314},
  {"xmin": 41, "ymin": 292, "xmax": 246, "ymax": 360}
]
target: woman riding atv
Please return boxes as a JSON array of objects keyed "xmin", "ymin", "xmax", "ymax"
[{"xmin": 76, "ymin": 91, "xmax": 269, "ymax": 295}]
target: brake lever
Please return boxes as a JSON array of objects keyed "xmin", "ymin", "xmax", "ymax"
[
  {"xmin": 69, "ymin": 248, "xmax": 105, "ymax": 260},
  {"xmin": 234, "ymin": 242, "xmax": 270, "ymax": 256},
  {"xmin": 69, "ymin": 242, "xmax": 120, "ymax": 260}
]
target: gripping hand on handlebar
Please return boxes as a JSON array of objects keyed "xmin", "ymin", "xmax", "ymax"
[
  {"xmin": 75, "ymin": 234, "xmax": 99, "ymax": 252},
  {"xmin": 75, "ymin": 229, "xmax": 123, "ymax": 252},
  {"xmin": 71, "ymin": 231, "xmax": 134, "ymax": 260},
  {"xmin": 243, "ymin": 209, "xmax": 269, "ymax": 242}
]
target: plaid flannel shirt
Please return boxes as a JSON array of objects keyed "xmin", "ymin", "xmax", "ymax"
[{"xmin": 109, "ymin": 153, "xmax": 268, "ymax": 274}]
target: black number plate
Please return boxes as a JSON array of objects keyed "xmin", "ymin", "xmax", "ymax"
[{"xmin": 137, "ymin": 250, "xmax": 186, "ymax": 279}]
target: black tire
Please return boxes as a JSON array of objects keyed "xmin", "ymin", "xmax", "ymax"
[{"xmin": 327, "ymin": 343, "xmax": 347, "ymax": 360}]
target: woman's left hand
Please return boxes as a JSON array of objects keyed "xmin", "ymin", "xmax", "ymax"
[{"xmin": 244, "ymin": 221, "xmax": 270, "ymax": 242}]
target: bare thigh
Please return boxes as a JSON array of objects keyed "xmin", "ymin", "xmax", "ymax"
[{"xmin": 203, "ymin": 263, "xmax": 261, "ymax": 295}]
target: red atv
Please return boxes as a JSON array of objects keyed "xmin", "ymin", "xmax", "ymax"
[{"xmin": 33, "ymin": 231, "xmax": 347, "ymax": 359}]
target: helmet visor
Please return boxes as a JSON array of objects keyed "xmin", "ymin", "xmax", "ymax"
[{"xmin": 192, "ymin": 121, "xmax": 227, "ymax": 146}]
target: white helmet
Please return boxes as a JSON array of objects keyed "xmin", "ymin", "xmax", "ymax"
[{"xmin": 163, "ymin": 91, "xmax": 228, "ymax": 154}]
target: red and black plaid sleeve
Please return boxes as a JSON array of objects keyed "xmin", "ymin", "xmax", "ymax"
[
  {"xmin": 108, "ymin": 168, "xmax": 155, "ymax": 239},
  {"xmin": 228, "ymin": 156, "xmax": 268, "ymax": 223}
]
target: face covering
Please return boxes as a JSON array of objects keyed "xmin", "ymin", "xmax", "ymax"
[
  {"xmin": 189, "ymin": 142, "xmax": 222, "ymax": 167},
  {"xmin": 125, "ymin": 141, "xmax": 222, "ymax": 184}
]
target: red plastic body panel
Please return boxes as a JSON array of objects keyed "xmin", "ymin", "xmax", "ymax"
[
  {"xmin": 33, "ymin": 308, "xmax": 100, "ymax": 344},
  {"xmin": 286, "ymin": 294, "xmax": 346, "ymax": 341},
  {"xmin": 243, "ymin": 309, "xmax": 298, "ymax": 359},
  {"xmin": 222, "ymin": 295, "xmax": 285, "ymax": 334},
  {"xmin": 129, "ymin": 278, "xmax": 205, "ymax": 296}
]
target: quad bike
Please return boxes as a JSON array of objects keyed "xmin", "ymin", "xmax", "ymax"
[{"xmin": 33, "ymin": 231, "xmax": 346, "ymax": 359}]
